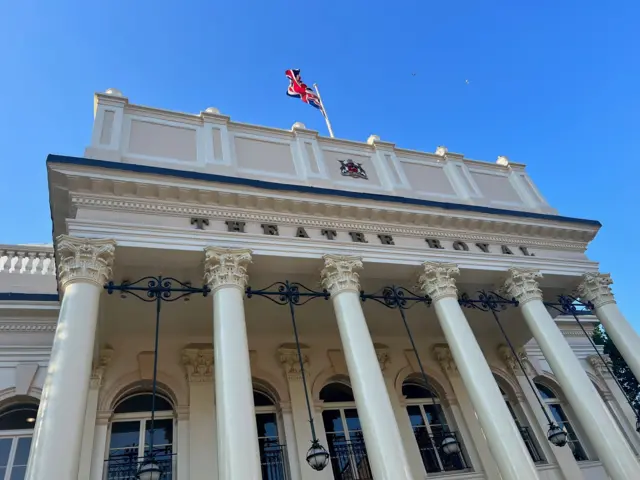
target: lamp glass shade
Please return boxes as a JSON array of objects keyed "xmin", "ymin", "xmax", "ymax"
[
  {"xmin": 441, "ymin": 435, "xmax": 461, "ymax": 455},
  {"xmin": 306, "ymin": 442, "xmax": 330, "ymax": 471},
  {"xmin": 547, "ymin": 425, "xmax": 568, "ymax": 447},
  {"xmin": 137, "ymin": 460, "xmax": 162, "ymax": 480}
]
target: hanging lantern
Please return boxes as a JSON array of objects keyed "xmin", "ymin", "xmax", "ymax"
[
  {"xmin": 441, "ymin": 434, "xmax": 461, "ymax": 455},
  {"xmin": 306, "ymin": 440, "xmax": 330, "ymax": 471},
  {"xmin": 547, "ymin": 424, "xmax": 568, "ymax": 447},
  {"xmin": 137, "ymin": 459, "xmax": 162, "ymax": 480}
]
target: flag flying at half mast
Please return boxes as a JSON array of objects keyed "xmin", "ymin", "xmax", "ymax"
[{"xmin": 285, "ymin": 69, "xmax": 335, "ymax": 138}]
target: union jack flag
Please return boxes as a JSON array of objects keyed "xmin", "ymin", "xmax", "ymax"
[{"xmin": 285, "ymin": 69, "xmax": 325, "ymax": 115}]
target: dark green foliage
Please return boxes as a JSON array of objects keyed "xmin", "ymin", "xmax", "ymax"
[{"xmin": 592, "ymin": 324, "xmax": 640, "ymax": 410}]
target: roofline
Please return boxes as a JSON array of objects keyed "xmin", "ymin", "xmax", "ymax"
[{"xmin": 47, "ymin": 154, "xmax": 601, "ymax": 228}]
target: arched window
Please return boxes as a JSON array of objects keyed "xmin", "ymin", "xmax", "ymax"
[
  {"xmin": 0, "ymin": 401, "xmax": 38, "ymax": 480},
  {"xmin": 497, "ymin": 383, "xmax": 544, "ymax": 463},
  {"xmin": 535, "ymin": 383, "xmax": 588, "ymax": 461},
  {"xmin": 253, "ymin": 387, "xmax": 288, "ymax": 480},
  {"xmin": 402, "ymin": 379, "xmax": 468, "ymax": 473},
  {"xmin": 320, "ymin": 381, "xmax": 372, "ymax": 479},
  {"xmin": 106, "ymin": 392, "xmax": 175, "ymax": 478}
]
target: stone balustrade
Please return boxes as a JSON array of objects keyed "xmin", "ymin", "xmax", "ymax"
[{"xmin": 0, "ymin": 245, "xmax": 56, "ymax": 275}]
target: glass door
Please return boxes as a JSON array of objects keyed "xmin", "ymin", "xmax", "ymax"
[{"xmin": 322, "ymin": 408, "xmax": 371, "ymax": 479}]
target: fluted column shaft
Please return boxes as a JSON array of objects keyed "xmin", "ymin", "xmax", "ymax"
[
  {"xmin": 503, "ymin": 268, "xmax": 640, "ymax": 480},
  {"xmin": 321, "ymin": 255, "xmax": 413, "ymax": 480},
  {"xmin": 418, "ymin": 262, "xmax": 539, "ymax": 480},
  {"xmin": 204, "ymin": 247, "xmax": 261, "ymax": 480},
  {"xmin": 26, "ymin": 236, "xmax": 116, "ymax": 480},
  {"xmin": 577, "ymin": 272, "xmax": 640, "ymax": 384}
]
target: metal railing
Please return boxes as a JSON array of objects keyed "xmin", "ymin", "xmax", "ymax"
[
  {"xmin": 260, "ymin": 443, "xmax": 290, "ymax": 480},
  {"xmin": 414, "ymin": 430, "xmax": 470, "ymax": 474},
  {"xmin": 327, "ymin": 438, "xmax": 373, "ymax": 480},
  {"xmin": 518, "ymin": 426, "xmax": 545, "ymax": 463},
  {"xmin": 104, "ymin": 452, "xmax": 175, "ymax": 479}
]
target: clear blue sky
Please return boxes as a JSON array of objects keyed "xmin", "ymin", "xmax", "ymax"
[{"xmin": 1, "ymin": 2, "xmax": 638, "ymax": 325}]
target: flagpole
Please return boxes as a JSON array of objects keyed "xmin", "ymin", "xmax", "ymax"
[{"xmin": 313, "ymin": 83, "xmax": 335, "ymax": 138}]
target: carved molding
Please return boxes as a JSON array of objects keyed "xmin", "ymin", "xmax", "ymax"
[
  {"xmin": 498, "ymin": 345, "xmax": 534, "ymax": 377},
  {"xmin": 432, "ymin": 344, "xmax": 458, "ymax": 375},
  {"xmin": 501, "ymin": 267, "xmax": 543, "ymax": 306},
  {"xmin": 277, "ymin": 344, "xmax": 310, "ymax": 380},
  {"xmin": 375, "ymin": 344, "xmax": 391, "ymax": 372},
  {"xmin": 56, "ymin": 235, "xmax": 116, "ymax": 290},
  {"xmin": 417, "ymin": 262, "xmax": 459, "ymax": 302},
  {"xmin": 320, "ymin": 254, "xmax": 363, "ymax": 295},
  {"xmin": 576, "ymin": 272, "xmax": 616, "ymax": 308},
  {"xmin": 182, "ymin": 345, "xmax": 214, "ymax": 383},
  {"xmin": 0, "ymin": 323, "xmax": 56, "ymax": 333},
  {"xmin": 587, "ymin": 354, "xmax": 613, "ymax": 379},
  {"xmin": 91, "ymin": 346, "xmax": 114, "ymax": 389},
  {"xmin": 68, "ymin": 191, "xmax": 594, "ymax": 248},
  {"xmin": 203, "ymin": 247, "xmax": 252, "ymax": 292}
]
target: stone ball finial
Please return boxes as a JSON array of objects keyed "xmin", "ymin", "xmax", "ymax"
[
  {"xmin": 435, "ymin": 146, "xmax": 448, "ymax": 156},
  {"xmin": 291, "ymin": 122, "xmax": 307, "ymax": 130},
  {"xmin": 367, "ymin": 134, "xmax": 381, "ymax": 145},
  {"xmin": 105, "ymin": 88, "xmax": 123, "ymax": 97},
  {"xmin": 205, "ymin": 107, "xmax": 220, "ymax": 114},
  {"xmin": 496, "ymin": 155, "xmax": 510, "ymax": 166}
]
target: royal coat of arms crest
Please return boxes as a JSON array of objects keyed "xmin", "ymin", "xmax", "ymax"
[{"xmin": 338, "ymin": 159, "xmax": 368, "ymax": 180}]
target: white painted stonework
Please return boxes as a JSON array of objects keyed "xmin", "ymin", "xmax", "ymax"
[{"xmin": 1, "ymin": 89, "xmax": 639, "ymax": 480}]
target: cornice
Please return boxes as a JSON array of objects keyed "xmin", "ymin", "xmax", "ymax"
[
  {"xmin": 70, "ymin": 194, "xmax": 591, "ymax": 251},
  {"xmin": 0, "ymin": 322, "xmax": 56, "ymax": 333}
]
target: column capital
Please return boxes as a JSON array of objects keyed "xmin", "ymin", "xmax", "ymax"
[
  {"xmin": 182, "ymin": 345, "xmax": 214, "ymax": 383},
  {"xmin": 501, "ymin": 268, "xmax": 543, "ymax": 306},
  {"xmin": 320, "ymin": 254, "xmax": 363, "ymax": 295},
  {"xmin": 277, "ymin": 344, "xmax": 310, "ymax": 381},
  {"xmin": 203, "ymin": 247, "xmax": 252, "ymax": 291},
  {"xmin": 497, "ymin": 345, "xmax": 534, "ymax": 377},
  {"xmin": 432, "ymin": 344, "xmax": 458, "ymax": 375},
  {"xmin": 587, "ymin": 354, "xmax": 613, "ymax": 379},
  {"xmin": 90, "ymin": 346, "xmax": 114, "ymax": 389},
  {"xmin": 56, "ymin": 235, "xmax": 116, "ymax": 290},
  {"xmin": 576, "ymin": 272, "xmax": 616, "ymax": 308},
  {"xmin": 417, "ymin": 262, "xmax": 459, "ymax": 302}
]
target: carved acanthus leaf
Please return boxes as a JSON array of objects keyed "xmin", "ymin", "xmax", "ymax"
[
  {"xmin": 576, "ymin": 272, "xmax": 616, "ymax": 308},
  {"xmin": 91, "ymin": 346, "xmax": 114, "ymax": 389},
  {"xmin": 277, "ymin": 344, "xmax": 310, "ymax": 380},
  {"xmin": 203, "ymin": 247, "xmax": 252, "ymax": 291},
  {"xmin": 500, "ymin": 268, "xmax": 543, "ymax": 305},
  {"xmin": 587, "ymin": 354, "xmax": 613, "ymax": 378},
  {"xmin": 417, "ymin": 262, "xmax": 459, "ymax": 302},
  {"xmin": 432, "ymin": 344, "xmax": 458, "ymax": 375},
  {"xmin": 182, "ymin": 346, "xmax": 214, "ymax": 382},
  {"xmin": 320, "ymin": 254, "xmax": 363, "ymax": 295},
  {"xmin": 56, "ymin": 235, "xmax": 116, "ymax": 290}
]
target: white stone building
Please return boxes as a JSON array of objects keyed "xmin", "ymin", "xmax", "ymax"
[{"xmin": 1, "ymin": 88, "xmax": 639, "ymax": 480}]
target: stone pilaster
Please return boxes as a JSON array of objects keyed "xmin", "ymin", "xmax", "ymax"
[
  {"xmin": 90, "ymin": 346, "xmax": 114, "ymax": 389},
  {"xmin": 417, "ymin": 262, "xmax": 459, "ymax": 302}
]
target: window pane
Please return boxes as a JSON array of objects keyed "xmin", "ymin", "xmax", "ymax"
[
  {"xmin": 0, "ymin": 438, "xmax": 12, "ymax": 467},
  {"xmin": 322, "ymin": 410, "xmax": 344, "ymax": 434},
  {"xmin": 535, "ymin": 384, "xmax": 556, "ymax": 400},
  {"xmin": 109, "ymin": 421, "xmax": 141, "ymax": 454},
  {"xmin": 0, "ymin": 405, "xmax": 38, "ymax": 431},
  {"xmin": 548, "ymin": 404, "xmax": 568, "ymax": 424},
  {"xmin": 319, "ymin": 383, "xmax": 354, "ymax": 402},
  {"xmin": 9, "ymin": 466, "xmax": 26, "ymax": 480},
  {"xmin": 343, "ymin": 409, "xmax": 361, "ymax": 433},
  {"xmin": 115, "ymin": 394, "xmax": 172, "ymax": 414},
  {"xmin": 406, "ymin": 406, "xmax": 425, "ymax": 428},
  {"xmin": 12, "ymin": 438, "xmax": 31, "ymax": 466},
  {"xmin": 253, "ymin": 391, "xmax": 275, "ymax": 407},
  {"xmin": 423, "ymin": 404, "xmax": 446, "ymax": 427},
  {"xmin": 144, "ymin": 419, "xmax": 173, "ymax": 447},
  {"xmin": 402, "ymin": 382, "xmax": 436, "ymax": 399},
  {"xmin": 256, "ymin": 413, "xmax": 278, "ymax": 439}
]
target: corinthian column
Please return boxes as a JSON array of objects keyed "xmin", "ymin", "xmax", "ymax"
[
  {"xmin": 418, "ymin": 262, "xmax": 539, "ymax": 480},
  {"xmin": 203, "ymin": 247, "xmax": 261, "ymax": 480},
  {"xmin": 577, "ymin": 272, "xmax": 640, "ymax": 384},
  {"xmin": 320, "ymin": 255, "xmax": 413, "ymax": 480},
  {"xmin": 502, "ymin": 268, "xmax": 640, "ymax": 480},
  {"xmin": 26, "ymin": 235, "xmax": 116, "ymax": 480}
]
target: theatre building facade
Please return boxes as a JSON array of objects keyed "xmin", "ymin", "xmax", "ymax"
[{"xmin": 1, "ymin": 89, "xmax": 640, "ymax": 480}]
